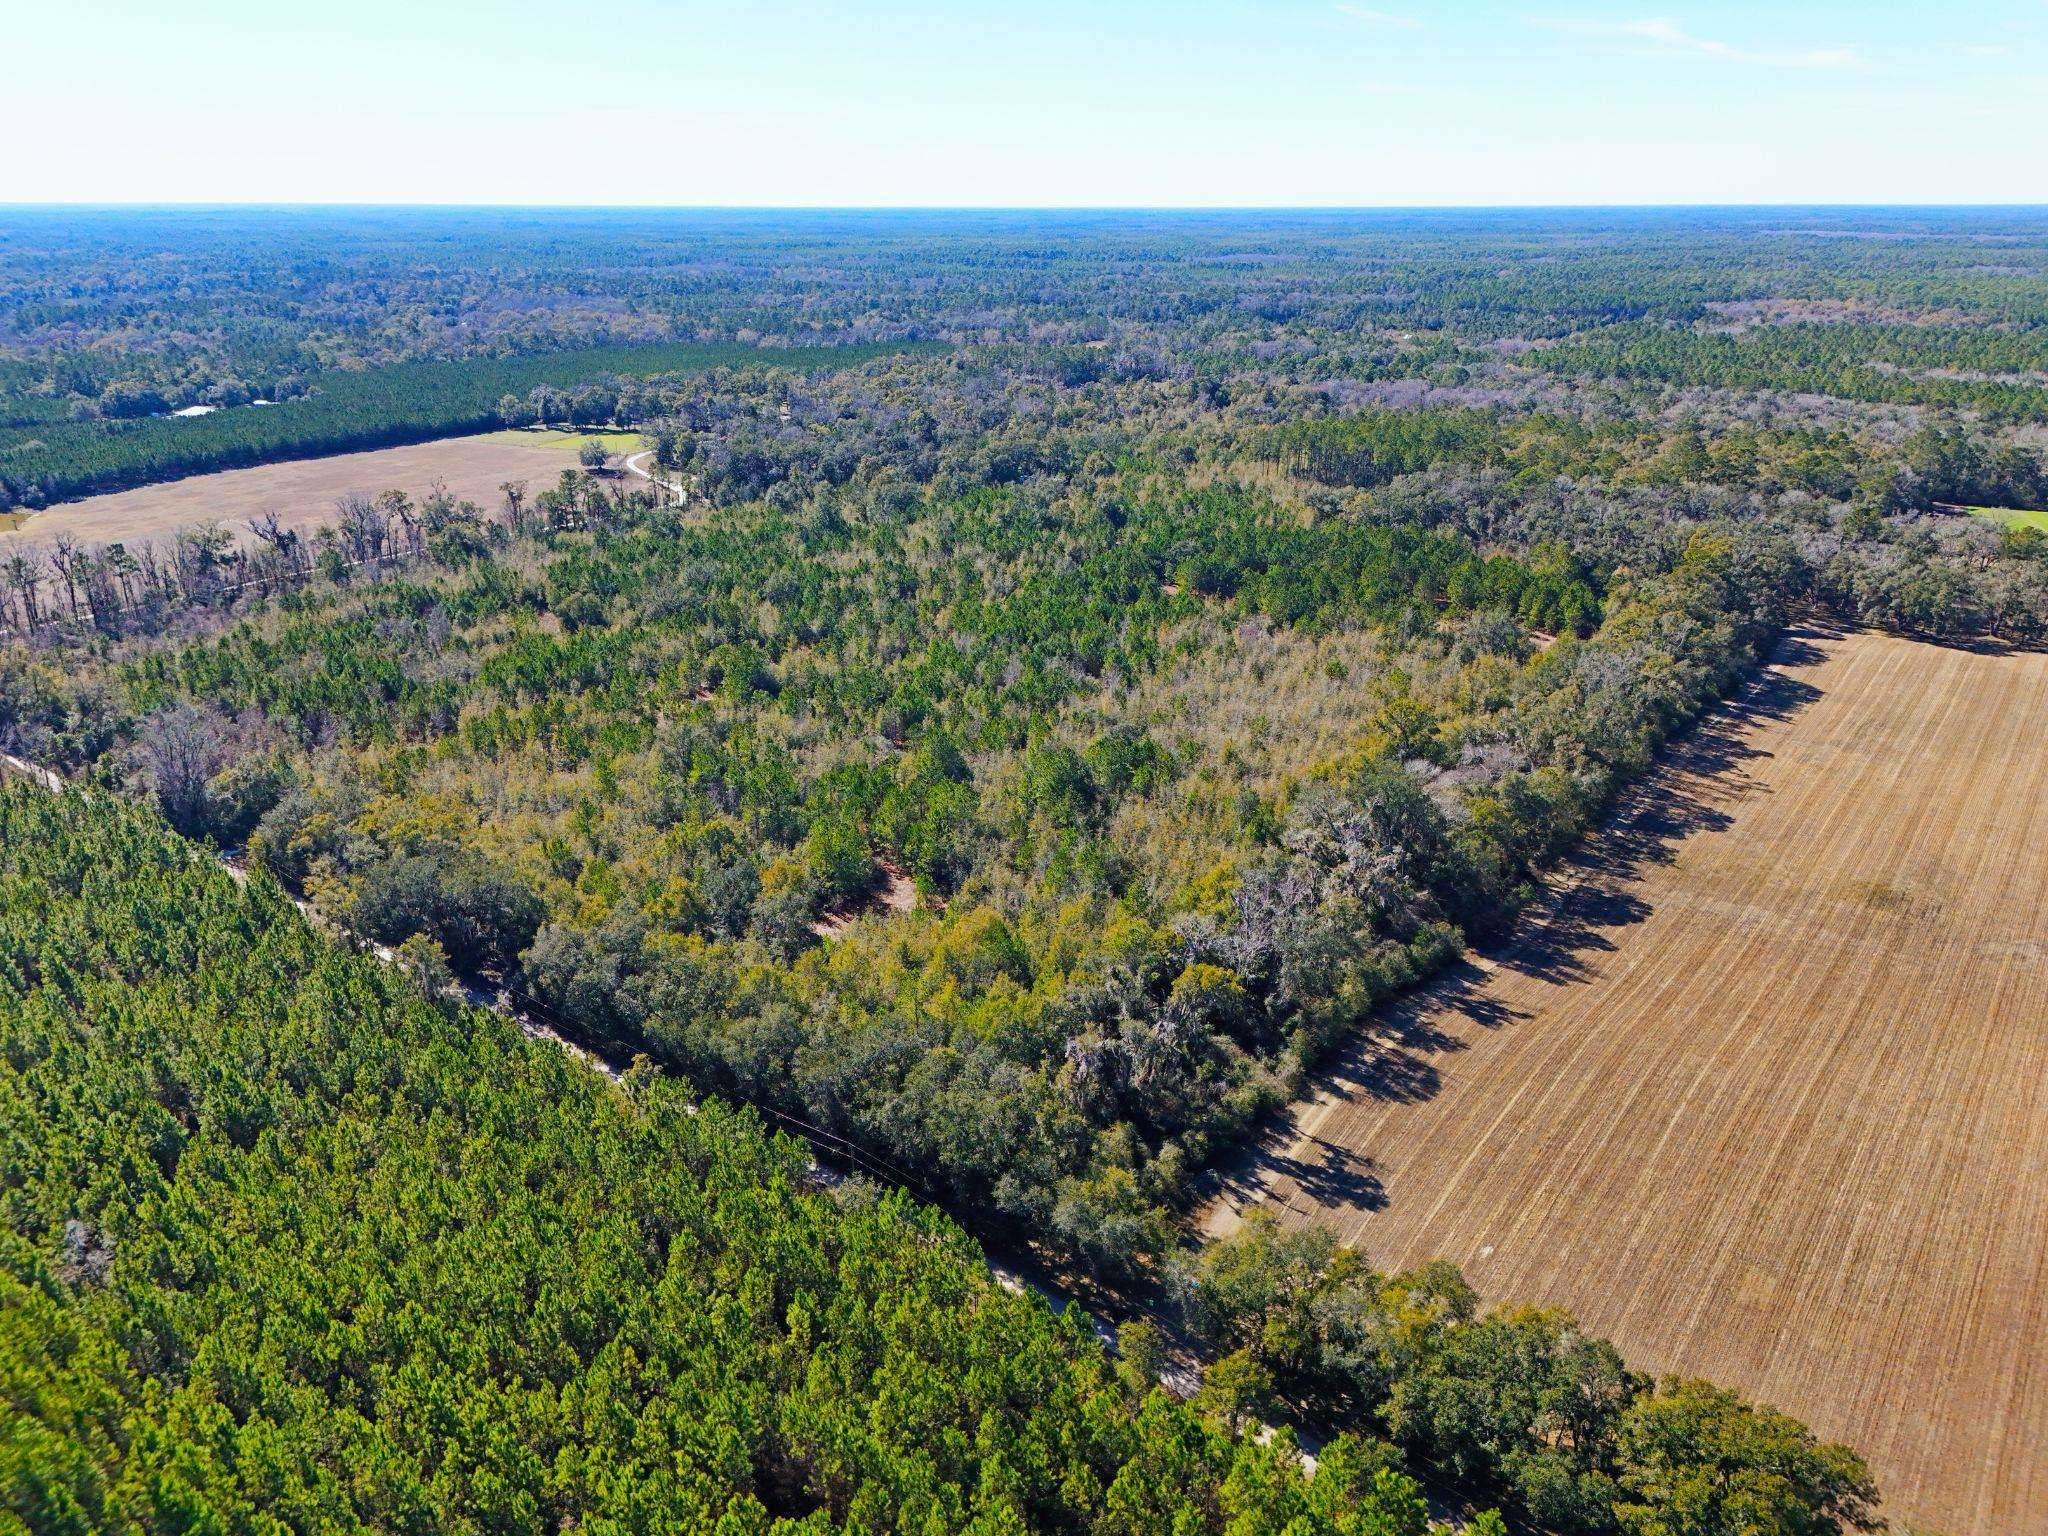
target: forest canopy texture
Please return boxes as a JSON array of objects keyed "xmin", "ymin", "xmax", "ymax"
[
  {"xmin": 6, "ymin": 205, "xmax": 2042, "ymax": 1534},
  {"xmin": 0, "ymin": 787, "xmax": 1877, "ymax": 1536}
]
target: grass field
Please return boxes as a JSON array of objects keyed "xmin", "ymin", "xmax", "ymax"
[
  {"xmin": 1205, "ymin": 629, "xmax": 2048, "ymax": 1536},
  {"xmin": 529, "ymin": 428, "xmax": 643, "ymax": 452},
  {"xmin": 0, "ymin": 427, "xmax": 637, "ymax": 556},
  {"xmin": 1967, "ymin": 503, "xmax": 2048, "ymax": 533}
]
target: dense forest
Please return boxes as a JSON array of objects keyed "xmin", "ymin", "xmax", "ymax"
[
  {"xmin": 0, "ymin": 786, "xmax": 1882, "ymax": 1535},
  {"xmin": 0, "ymin": 427, "xmax": 1782, "ymax": 1277},
  {"xmin": 7, "ymin": 204, "xmax": 2048, "ymax": 511},
  {"xmin": 6, "ymin": 206, "xmax": 2046, "ymax": 1532}
]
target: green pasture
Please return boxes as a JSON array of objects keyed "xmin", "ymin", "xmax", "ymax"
[{"xmin": 1965, "ymin": 504, "xmax": 2048, "ymax": 533}]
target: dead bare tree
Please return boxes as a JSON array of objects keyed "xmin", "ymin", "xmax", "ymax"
[
  {"xmin": 248, "ymin": 511, "xmax": 305, "ymax": 593},
  {"xmin": 3, "ymin": 552, "xmax": 40, "ymax": 633},
  {"xmin": 378, "ymin": 490, "xmax": 421, "ymax": 558},
  {"xmin": 249, "ymin": 510, "xmax": 294, "ymax": 560},
  {"xmin": 104, "ymin": 543, "xmax": 140, "ymax": 611},
  {"xmin": 336, "ymin": 493, "xmax": 388, "ymax": 565},
  {"xmin": 81, "ymin": 551, "xmax": 121, "ymax": 631},
  {"xmin": 138, "ymin": 703, "xmax": 226, "ymax": 836},
  {"xmin": 47, "ymin": 534, "xmax": 83, "ymax": 621},
  {"xmin": 135, "ymin": 542, "xmax": 168, "ymax": 606}
]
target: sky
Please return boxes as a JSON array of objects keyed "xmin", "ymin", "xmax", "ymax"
[{"xmin": 6, "ymin": 0, "xmax": 2046, "ymax": 206}]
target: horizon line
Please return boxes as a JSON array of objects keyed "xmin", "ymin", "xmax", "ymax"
[{"xmin": 5, "ymin": 200, "xmax": 2048, "ymax": 214}]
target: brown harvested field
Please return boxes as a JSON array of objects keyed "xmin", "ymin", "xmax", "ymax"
[
  {"xmin": 1204, "ymin": 628, "xmax": 2048, "ymax": 1536},
  {"xmin": 0, "ymin": 429, "xmax": 631, "ymax": 556}
]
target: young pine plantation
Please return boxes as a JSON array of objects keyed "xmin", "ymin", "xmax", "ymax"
[{"xmin": 9, "ymin": 207, "xmax": 2048, "ymax": 1536}]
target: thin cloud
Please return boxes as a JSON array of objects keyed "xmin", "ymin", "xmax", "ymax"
[
  {"xmin": 1336, "ymin": 5, "xmax": 1423, "ymax": 30},
  {"xmin": 1533, "ymin": 15, "xmax": 1870, "ymax": 71}
]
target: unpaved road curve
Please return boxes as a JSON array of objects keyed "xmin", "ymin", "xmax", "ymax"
[
  {"xmin": 1204, "ymin": 629, "xmax": 2048, "ymax": 1536},
  {"xmin": 622, "ymin": 450, "xmax": 690, "ymax": 505}
]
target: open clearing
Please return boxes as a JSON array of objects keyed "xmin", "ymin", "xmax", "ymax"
[
  {"xmin": 1206, "ymin": 629, "xmax": 2048, "ymax": 1536},
  {"xmin": 1967, "ymin": 503, "xmax": 2048, "ymax": 534},
  {"xmin": 0, "ymin": 429, "xmax": 634, "ymax": 555}
]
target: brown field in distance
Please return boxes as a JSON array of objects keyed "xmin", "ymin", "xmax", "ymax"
[
  {"xmin": 1206, "ymin": 629, "xmax": 2048, "ymax": 1536},
  {"xmin": 0, "ymin": 429, "xmax": 628, "ymax": 557}
]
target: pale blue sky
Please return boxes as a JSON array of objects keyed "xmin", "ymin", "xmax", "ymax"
[{"xmin": 7, "ymin": 0, "xmax": 2045, "ymax": 205}]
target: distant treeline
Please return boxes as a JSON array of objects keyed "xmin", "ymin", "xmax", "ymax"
[
  {"xmin": 1262, "ymin": 403, "xmax": 2048, "ymax": 524},
  {"xmin": 0, "ymin": 341, "xmax": 927, "ymax": 508},
  {"xmin": 1535, "ymin": 321, "xmax": 2048, "ymax": 424}
]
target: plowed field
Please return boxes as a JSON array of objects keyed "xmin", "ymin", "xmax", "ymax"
[
  {"xmin": 0, "ymin": 429, "xmax": 618, "ymax": 555},
  {"xmin": 1205, "ymin": 629, "xmax": 2048, "ymax": 1535}
]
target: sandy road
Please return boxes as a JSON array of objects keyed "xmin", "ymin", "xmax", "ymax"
[
  {"xmin": 1203, "ymin": 629, "xmax": 2048, "ymax": 1535},
  {"xmin": 622, "ymin": 449, "xmax": 690, "ymax": 505}
]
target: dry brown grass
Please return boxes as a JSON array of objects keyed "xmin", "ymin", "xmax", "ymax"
[
  {"xmin": 1205, "ymin": 629, "xmax": 2048, "ymax": 1536},
  {"xmin": 811, "ymin": 860, "xmax": 919, "ymax": 941},
  {"xmin": 0, "ymin": 430, "xmax": 618, "ymax": 556}
]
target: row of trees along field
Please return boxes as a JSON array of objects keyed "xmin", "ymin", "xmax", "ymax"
[{"xmin": 0, "ymin": 784, "xmax": 1879, "ymax": 1535}]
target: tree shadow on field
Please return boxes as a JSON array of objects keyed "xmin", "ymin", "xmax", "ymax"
[
  {"xmin": 1198, "ymin": 629, "xmax": 1833, "ymax": 1227},
  {"xmin": 1497, "ymin": 651, "xmax": 1819, "ymax": 984},
  {"xmin": 1203, "ymin": 960, "xmax": 1525, "ymax": 1218},
  {"xmin": 1257, "ymin": 1139, "xmax": 1387, "ymax": 1214}
]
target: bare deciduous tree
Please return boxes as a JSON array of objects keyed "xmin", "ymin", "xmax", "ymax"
[
  {"xmin": 139, "ymin": 703, "xmax": 227, "ymax": 836},
  {"xmin": 48, "ymin": 534, "xmax": 82, "ymax": 620},
  {"xmin": 378, "ymin": 491, "xmax": 420, "ymax": 558},
  {"xmin": 337, "ymin": 492, "xmax": 388, "ymax": 565},
  {"xmin": 3, "ymin": 552, "xmax": 40, "ymax": 633}
]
